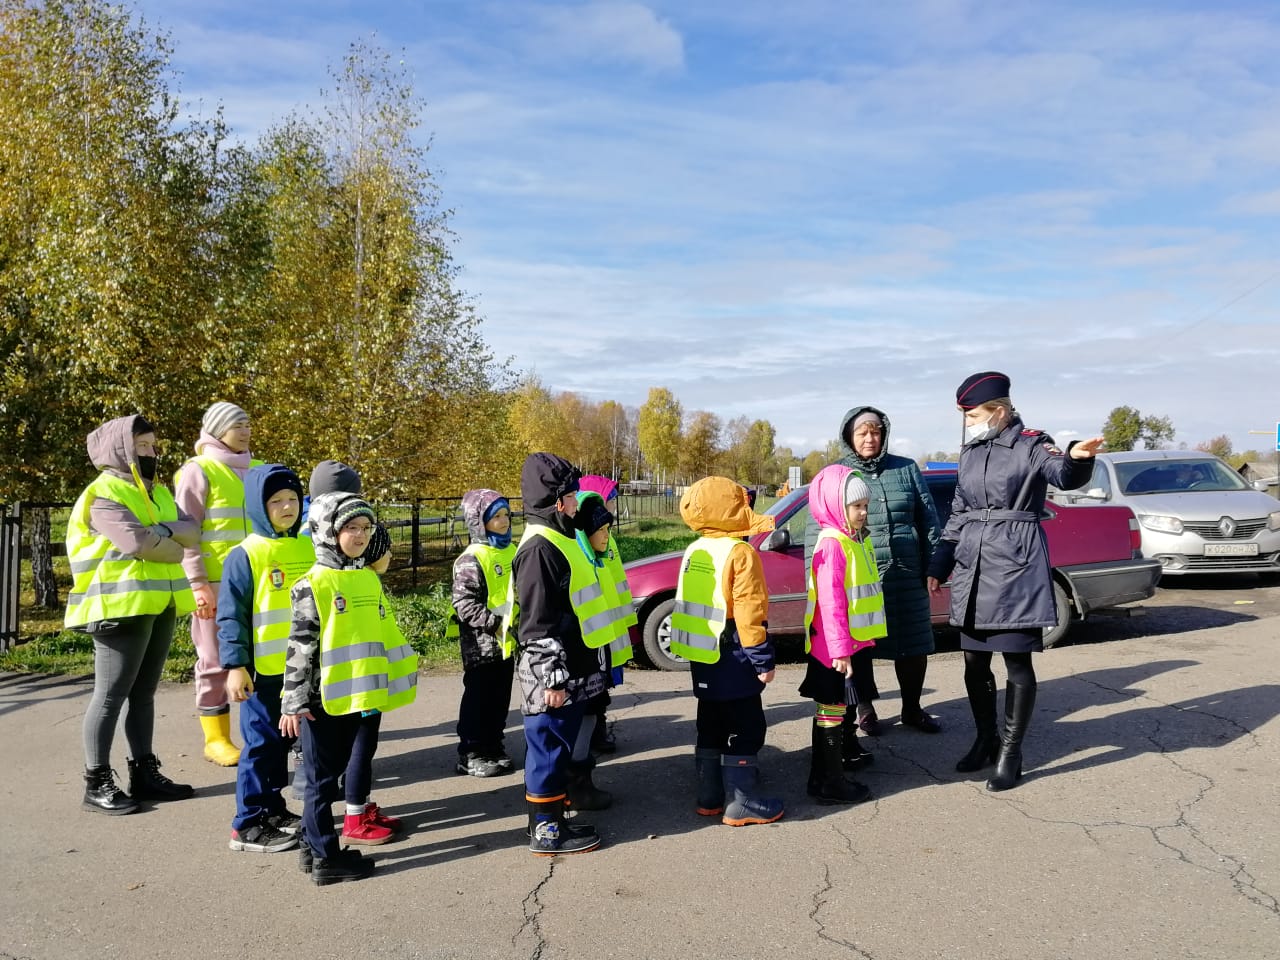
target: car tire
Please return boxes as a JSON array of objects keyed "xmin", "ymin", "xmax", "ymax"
[
  {"xmin": 640, "ymin": 597, "xmax": 690, "ymax": 672},
  {"xmin": 1042, "ymin": 580, "xmax": 1073, "ymax": 649}
]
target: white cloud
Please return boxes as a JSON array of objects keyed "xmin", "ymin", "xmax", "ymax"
[{"xmin": 523, "ymin": 2, "xmax": 684, "ymax": 72}]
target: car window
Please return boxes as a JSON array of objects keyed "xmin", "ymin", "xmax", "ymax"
[
  {"xmin": 773, "ymin": 498, "xmax": 813, "ymax": 546},
  {"xmin": 926, "ymin": 476, "xmax": 956, "ymax": 527},
  {"xmin": 1090, "ymin": 462, "xmax": 1112, "ymax": 498},
  {"xmin": 1114, "ymin": 458, "xmax": 1249, "ymax": 495}
]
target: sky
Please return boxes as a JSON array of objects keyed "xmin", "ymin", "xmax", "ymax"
[{"xmin": 132, "ymin": 0, "xmax": 1280, "ymax": 462}]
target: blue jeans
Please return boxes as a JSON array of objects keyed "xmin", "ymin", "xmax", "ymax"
[
  {"xmin": 300, "ymin": 706, "xmax": 362, "ymax": 860},
  {"xmin": 523, "ymin": 699, "xmax": 586, "ymax": 798},
  {"xmin": 232, "ymin": 674, "xmax": 291, "ymax": 832}
]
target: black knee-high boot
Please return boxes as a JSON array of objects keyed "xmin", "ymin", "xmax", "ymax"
[
  {"xmin": 956, "ymin": 674, "xmax": 999, "ymax": 772},
  {"xmin": 987, "ymin": 680, "xmax": 1036, "ymax": 791}
]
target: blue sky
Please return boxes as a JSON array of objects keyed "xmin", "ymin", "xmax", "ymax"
[{"xmin": 135, "ymin": 0, "xmax": 1280, "ymax": 462}]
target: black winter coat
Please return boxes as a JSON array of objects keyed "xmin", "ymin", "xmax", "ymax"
[{"xmin": 928, "ymin": 417, "xmax": 1092, "ymax": 631}]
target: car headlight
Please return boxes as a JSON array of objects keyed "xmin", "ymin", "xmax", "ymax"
[
  {"xmin": 1138, "ymin": 513, "xmax": 1183, "ymax": 535},
  {"xmin": 1270, "ymin": 511, "xmax": 1280, "ymax": 532}
]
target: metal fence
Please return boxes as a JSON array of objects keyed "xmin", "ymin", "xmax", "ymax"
[{"xmin": 0, "ymin": 491, "xmax": 679, "ymax": 644}]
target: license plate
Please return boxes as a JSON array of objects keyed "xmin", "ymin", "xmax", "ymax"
[{"xmin": 1204, "ymin": 543, "xmax": 1260, "ymax": 557}]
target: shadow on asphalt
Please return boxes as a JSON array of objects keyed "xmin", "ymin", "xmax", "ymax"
[{"xmin": 0, "ymin": 671, "xmax": 92, "ymax": 719}]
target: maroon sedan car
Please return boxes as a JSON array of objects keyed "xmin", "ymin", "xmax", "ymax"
[{"xmin": 623, "ymin": 470, "xmax": 1162, "ymax": 670}]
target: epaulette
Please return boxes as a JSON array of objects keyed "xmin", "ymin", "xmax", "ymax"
[{"xmin": 1020, "ymin": 429, "xmax": 1042, "ymax": 436}]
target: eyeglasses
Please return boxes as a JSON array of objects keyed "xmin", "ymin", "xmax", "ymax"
[{"xmin": 342, "ymin": 522, "xmax": 374, "ymax": 535}]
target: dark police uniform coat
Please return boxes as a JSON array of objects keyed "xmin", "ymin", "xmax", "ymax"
[{"xmin": 928, "ymin": 416, "xmax": 1092, "ymax": 652}]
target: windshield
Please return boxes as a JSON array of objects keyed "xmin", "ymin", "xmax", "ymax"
[{"xmin": 1114, "ymin": 458, "xmax": 1248, "ymax": 496}]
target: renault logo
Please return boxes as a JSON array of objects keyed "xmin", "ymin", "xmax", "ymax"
[{"xmin": 1218, "ymin": 517, "xmax": 1237, "ymax": 538}]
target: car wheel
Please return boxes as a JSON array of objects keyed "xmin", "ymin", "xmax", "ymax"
[
  {"xmin": 640, "ymin": 597, "xmax": 690, "ymax": 672},
  {"xmin": 1042, "ymin": 580, "xmax": 1073, "ymax": 649}
]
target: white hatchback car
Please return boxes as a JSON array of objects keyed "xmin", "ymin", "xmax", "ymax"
[{"xmin": 1059, "ymin": 450, "xmax": 1280, "ymax": 575}]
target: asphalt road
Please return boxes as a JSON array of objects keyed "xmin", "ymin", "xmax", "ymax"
[{"xmin": 2, "ymin": 577, "xmax": 1278, "ymax": 960}]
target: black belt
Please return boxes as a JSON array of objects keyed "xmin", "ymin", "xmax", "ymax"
[{"xmin": 959, "ymin": 509, "xmax": 1039, "ymax": 523}]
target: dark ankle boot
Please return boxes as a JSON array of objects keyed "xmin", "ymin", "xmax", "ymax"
[
  {"xmin": 566, "ymin": 764, "xmax": 613, "ymax": 811},
  {"xmin": 807, "ymin": 720, "xmax": 824, "ymax": 797},
  {"xmin": 813, "ymin": 724, "xmax": 872, "ymax": 805},
  {"xmin": 956, "ymin": 675, "xmax": 1000, "ymax": 772},
  {"xmin": 987, "ymin": 680, "xmax": 1036, "ymax": 791},
  {"xmin": 720, "ymin": 755, "xmax": 784, "ymax": 826},
  {"xmin": 83, "ymin": 766, "xmax": 138, "ymax": 815},
  {"xmin": 694, "ymin": 748, "xmax": 724, "ymax": 815},
  {"xmin": 528, "ymin": 796, "xmax": 600, "ymax": 855},
  {"xmin": 128, "ymin": 754, "xmax": 194, "ymax": 801},
  {"xmin": 840, "ymin": 714, "xmax": 874, "ymax": 771}
]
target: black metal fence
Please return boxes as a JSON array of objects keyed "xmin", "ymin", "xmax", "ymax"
[{"xmin": 0, "ymin": 491, "xmax": 679, "ymax": 644}]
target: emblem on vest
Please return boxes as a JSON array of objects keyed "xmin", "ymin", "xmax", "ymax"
[
  {"xmin": 378, "ymin": 602, "xmax": 386, "ymax": 619},
  {"xmin": 493, "ymin": 563, "xmax": 503, "ymax": 576},
  {"xmin": 607, "ymin": 548, "xmax": 615, "ymax": 561},
  {"xmin": 270, "ymin": 567, "xmax": 284, "ymax": 590},
  {"xmin": 333, "ymin": 594, "xmax": 347, "ymax": 614}
]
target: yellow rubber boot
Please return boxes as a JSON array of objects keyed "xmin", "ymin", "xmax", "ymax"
[{"xmin": 201, "ymin": 713, "xmax": 241, "ymax": 766}]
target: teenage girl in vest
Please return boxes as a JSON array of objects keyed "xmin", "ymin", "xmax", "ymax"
[
  {"xmin": 450, "ymin": 488, "xmax": 518, "ymax": 778},
  {"xmin": 280, "ymin": 493, "xmax": 419, "ymax": 885},
  {"xmin": 217, "ymin": 464, "xmax": 311, "ymax": 853},
  {"xmin": 174, "ymin": 401, "xmax": 257, "ymax": 766},
  {"xmin": 68, "ymin": 415, "xmax": 201, "ymax": 814},
  {"xmin": 800, "ymin": 464, "xmax": 884, "ymax": 805}
]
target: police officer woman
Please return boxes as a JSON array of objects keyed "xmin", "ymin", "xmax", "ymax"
[{"xmin": 926, "ymin": 372, "xmax": 1104, "ymax": 791}]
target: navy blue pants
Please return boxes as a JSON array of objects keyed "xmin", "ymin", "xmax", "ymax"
[
  {"xmin": 457, "ymin": 658, "xmax": 514, "ymax": 759},
  {"xmin": 300, "ymin": 706, "xmax": 362, "ymax": 860},
  {"xmin": 344, "ymin": 711, "xmax": 382, "ymax": 806},
  {"xmin": 695, "ymin": 694, "xmax": 766, "ymax": 756},
  {"xmin": 523, "ymin": 699, "xmax": 587, "ymax": 798},
  {"xmin": 232, "ymin": 674, "xmax": 292, "ymax": 832}
]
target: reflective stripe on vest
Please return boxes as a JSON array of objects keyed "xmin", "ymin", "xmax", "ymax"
[
  {"xmin": 64, "ymin": 473, "xmax": 196, "ymax": 627},
  {"xmin": 802, "ymin": 529, "xmax": 887, "ymax": 653},
  {"xmin": 181, "ymin": 456, "xmax": 262, "ymax": 581},
  {"xmin": 239, "ymin": 533, "xmax": 316, "ymax": 676},
  {"xmin": 670, "ymin": 537, "xmax": 743, "ymax": 664},
  {"xmin": 446, "ymin": 542, "xmax": 517, "ymax": 652},
  {"xmin": 599, "ymin": 537, "xmax": 637, "ymax": 666},
  {"xmin": 308, "ymin": 566, "xmax": 418, "ymax": 715},
  {"xmin": 501, "ymin": 525, "xmax": 622, "ymax": 658}
]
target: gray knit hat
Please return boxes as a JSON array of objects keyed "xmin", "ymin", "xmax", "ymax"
[
  {"xmin": 309, "ymin": 460, "xmax": 362, "ymax": 497},
  {"xmin": 332, "ymin": 496, "xmax": 376, "ymax": 532},
  {"xmin": 201, "ymin": 401, "xmax": 249, "ymax": 439},
  {"xmin": 852, "ymin": 410, "xmax": 883, "ymax": 432},
  {"xmin": 844, "ymin": 472, "xmax": 872, "ymax": 504}
]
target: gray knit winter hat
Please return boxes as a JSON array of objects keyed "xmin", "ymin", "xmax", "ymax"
[
  {"xmin": 202, "ymin": 401, "xmax": 249, "ymax": 439},
  {"xmin": 309, "ymin": 460, "xmax": 362, "ymax": 497},
  {"xmin": 844, "ymin": 472, "xmax": 872, "ymax": 504}
]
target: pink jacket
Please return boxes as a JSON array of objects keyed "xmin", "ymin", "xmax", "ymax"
[
  {"xmin": 807, "ymin": 464, "xmax": 878, "ymax": 664},
  {"xmin": 173, "ymin": 431, "xmax": 254, "ymax": 585}
]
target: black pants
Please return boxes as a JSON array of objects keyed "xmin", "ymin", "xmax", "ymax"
[
  {"xmin": 695, "ymin": 695, "xmax": 766, "ymax": 757},
  {"xmin": 344, "ymin": 711, "xmax": 382, "ymax": 805},
  {"xmin": 300, "ymin": 706, "xmax": 362, "ymax": 860},
  {"xmin": 457, "ymin": 658, "xmax": 514, "ymax": 758}
]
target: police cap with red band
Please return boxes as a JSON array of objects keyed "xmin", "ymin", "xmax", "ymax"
[{"xmin": 955, "ymin": 371, "xmax": 1012, "ymax": 409}]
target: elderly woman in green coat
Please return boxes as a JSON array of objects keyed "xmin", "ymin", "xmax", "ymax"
[{"xmin": 805, "ymin": 405, "xmax": 943, "ymax": 741}]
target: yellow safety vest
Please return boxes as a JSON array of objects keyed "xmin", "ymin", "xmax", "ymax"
[
  {"xmin": 445, "ymin": 542, "xmax": 517, "ymax": 650},
  {"xmin": 308, "ymin": 566, "xmax": 419, "ymax": 715},
  {"xmin": 239, "ymin": 533, "xmax": 316, "ymax": 676},
  {"xmin": 669, "ymin": 536, "xmax": 743, "ymax": 664},
  {"xmin": 599, "ymin": 536, "xmax": 637, "ymax": 667},
  {"xmin": 179, "ymin": 455, "xmax": 262, "ymax": 582},
  {"xmin": 65, "ymin": 473, "xmax": 196, "ymax": 627},
  {"xmin": 500, "ymin": 525, "xmax": 627, "ymax": 659},
  {"xmin": 802, "ymin": 529, "xmax": 887, "ymax": 652}
]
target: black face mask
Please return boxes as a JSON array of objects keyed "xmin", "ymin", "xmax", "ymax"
[{"xmin": 137, "ymin": 456, "xmax": 157, "ymax": 481}]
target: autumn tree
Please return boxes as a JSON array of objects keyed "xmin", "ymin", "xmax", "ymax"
[
  {"xmin": 1102, "ymin": 406, "xmax": 1175, "ymax": 452},
  {"xmin": 637, "ymin": 387, "xmax": 682, "ymax": 482},
  {"xmin": 679, "ymin": 411, "xmax": 721, "ymax": 481},
  {"xmin": 1196, "ymin": 435, "xmax": 1233, "ymax": 459}
]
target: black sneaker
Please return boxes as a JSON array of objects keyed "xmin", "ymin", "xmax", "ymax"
[
  {"xmin": 312, "ymin": 849, "xmax": 374, "ymax": 886},
  {"xmin": 264, "ymin": 809, "xmax": 302, "ymax": 836},
  {"xmin": 229, "ymin": 822, "xmax": 299, "ymax": 853},
  {"xmin": 456, "ymin": 754, "xmax": 504, "ymax": 778}
]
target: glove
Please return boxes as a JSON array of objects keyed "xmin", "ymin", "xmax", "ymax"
[{"xmin": 363, "ymin": 522, "xmax": 392, "ymax": 565}]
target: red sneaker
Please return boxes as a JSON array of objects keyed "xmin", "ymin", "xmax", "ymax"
[
  {"xmin": 341, "ymin": 811, "xmax": 392, "ymax": 845},
  {"xmin": 364, "ymin": 802, "xmax": 402, "ymax": 832}
]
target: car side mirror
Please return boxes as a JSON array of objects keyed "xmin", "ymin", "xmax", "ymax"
[
  {"xmin": 759, "ymin": 528, "xmax": 791, "ymax": 552},
  {"xmin": 1075, "ymin": 488, "xmax": 1109, "ymax": 502}
]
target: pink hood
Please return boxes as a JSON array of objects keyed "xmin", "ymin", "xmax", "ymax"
[
  {"xmin": 809, "ymin": 464, "xmax": 855, "ymax": 536},
  {"xmin": 193, "ymin": 430, "xmax": 252, "ymax": 469},
  {"xmin": 578, "ymin": 475, "xmax": 618, "ymax": 501}
]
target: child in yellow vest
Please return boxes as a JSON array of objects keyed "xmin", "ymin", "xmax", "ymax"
[
  {"xmin": 800, "ymin": 465, "xmax": 885, "ymax": 805},
  {"xmin": 217, "ymin": 464, "xmax": 313, "ymax": 852},
  {"xmin": 450, "ymin": 488, "xmax": 517, "ymax": 778},
  {"xmin": 280, "ymin": 493, "xmax": 418, "ymax": 885}
]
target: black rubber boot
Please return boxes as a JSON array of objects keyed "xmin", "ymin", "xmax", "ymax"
[
  {"xmin": 83, "ymin": 766, "xmax": 138, "ymax": 815},
  {"xmin": 566, "ymin": 763, "xmax": 613, "ymax": 811},
  {"xmin": 813, "ymin": 724, "xmax": 872, "ymax": 805},
  {"xmin": 694, "ymin": 748, "xmax": 724, "ymax": 815},
  {"xmin": 312, "ymin": 848, "xmax": 374, "ymax": 885},
  {"xmin": 987, "ymin": 680, "xmax": 1036, "ymax": 792},
  {"xmin": 840, "ymin": 714, "xmax": 874, "ymax": 771},
  {"xmin": 956, "ymin": 674, "xmax": 1000, "ymax": 772},
  {"xmin": 807, "ymin": 720, "xmax": 824, "ymax": 797},
  {"xmin": 528, "ymin": 796, "xmax": 600, "ymax": 855},
  {"xmin": 127, "ymin": 755, "xmax": 195, "ymax": 801},
  {"xmin": 720, "ymin": 755, "xmax": 784, "ymax": 827}
]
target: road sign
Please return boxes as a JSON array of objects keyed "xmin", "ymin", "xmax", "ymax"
[
  {"xmin": 1276, "ymin": 422, "xmax": 1280, "ymax": 452},
  {"xmin": 788, "ymin": 466, "xmax": 802, "ymax": 490}
]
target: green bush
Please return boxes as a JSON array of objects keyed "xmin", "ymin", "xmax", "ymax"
[
  {"xmin": 392, "ymin": 583, "xmax": 461, "ymax": 669},
  {"xmin": 1, "ymin": 616, "xmax": 197, "ymax": 683},
  {"xmin": 616, "ymin": 533, "xmax": 696, "ymax": 562}
]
